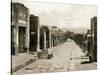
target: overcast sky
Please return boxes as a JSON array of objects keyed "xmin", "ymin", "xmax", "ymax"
[{"xmin": 12, "ymin": 0, "xmax": 97, "ymax": 29}]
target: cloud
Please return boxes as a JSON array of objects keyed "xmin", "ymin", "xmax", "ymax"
[{"xmin": 12, "ymin": 0, "xmax": 97, "ymax": 29}]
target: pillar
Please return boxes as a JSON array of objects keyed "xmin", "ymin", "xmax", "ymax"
[
  {"xmin": 51, "ymin": 38, "xmax": 53, "ymax": 47},
  {"xmin": 49, "ymin": 29, "xmax": 51, "ymax": 48},
  {"xmin": 37, "ymin": 17, "xmax": 41, "ymax": 52},
  {"xmin": 44, "ymin": 30, "xmax": 46, "ymax": 50},
  {"xmin": 14, "ymin": 25, "xmax": 19, "ymax": 55},
  {"xmin": 26, "ymin": 9, "xmax": 30, "ymax": 53}
]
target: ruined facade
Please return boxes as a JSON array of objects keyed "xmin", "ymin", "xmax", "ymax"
[
  {"xmin": 40, "ymin": 26, "xmax": 66, "ymax": 50},
  {"xmin": 29, "ymin": 15, "xmax": 40, "ymax": 52},
  {"xmin": 11, "ymin": 3, "xmax": 30, "ymax": 55},
  {"xmin": 86, "ymin": 16, "xmax": 97, "ymax": 62},
  {"xmin": 90, "ymin": 16, "xmax": 97, "ymax": 62}
]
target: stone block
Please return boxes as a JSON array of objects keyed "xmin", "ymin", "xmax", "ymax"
[{"xmin": 38, "ymin": 50, "xmax": 49, "ymax": 59}]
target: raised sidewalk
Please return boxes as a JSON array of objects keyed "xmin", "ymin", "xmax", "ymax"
[
  {"xmin": 11, "ymin": 53, "xmax": 38, "ymax": 73},
  {"xmin": 68, "ymin": 44, "xmax": 97, "ymax": 71}
]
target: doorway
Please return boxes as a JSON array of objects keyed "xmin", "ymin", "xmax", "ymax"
[{"xmin": 19, "ymin": 27, "xmax": 26, "ymax": 53}]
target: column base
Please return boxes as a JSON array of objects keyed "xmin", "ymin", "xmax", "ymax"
[
  {"xmin": 37, "ymin": 50, "xmax": 53, "ymax": 59},
  {"xmin": 37, "ymin": 50, "xmax": 48, "ymax": 59},
  {"xmin": 36, "ymin": 47, "xmax": 41, "ymax": 52}
]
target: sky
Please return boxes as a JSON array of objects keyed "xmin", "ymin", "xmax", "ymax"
[{"xmin": 12, "ymin": 0, "xmax": 97, "ymax": 29}]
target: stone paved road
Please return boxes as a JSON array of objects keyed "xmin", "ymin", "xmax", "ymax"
[{"xmin": 13, "ymin": 39, "xmax": 96, "ymax": 75}]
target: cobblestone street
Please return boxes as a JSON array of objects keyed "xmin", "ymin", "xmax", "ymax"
[{"xmin": 13, "ymin": 39, "xmax": 96, "ymax": 75}]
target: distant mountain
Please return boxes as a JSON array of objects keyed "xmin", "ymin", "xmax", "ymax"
[
  {"xmin": 60, "ymin": 27, "xmax": 90, "ymax": 34},
  {"xmin": 60, "ymin": 28, "xmax": 71, "ymax": 32},
  {"xmin": 71, "ymin": 27, "xmax": 90, "ymax": 34}
]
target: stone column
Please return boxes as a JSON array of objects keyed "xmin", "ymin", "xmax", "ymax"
[
  {"xmin": 44, "ymin": 30, "xmax": 46, "ymax": 50},
  {"xmin": 49, "ymin": 29, "xmax": 51, "ymax": 48},
  {"xmin": 52, "ymin": 39, "xmax": 54, "ymax": 47},
  {"xmin": 56, "ymin": 36, "xmax": 59, "ymax": 46},
  {"xmin": 37, "ymin": 17, "xmax": 41, "ymax": 52},
  {"xmin": 51, "ymin": 38, "xmax": 53, "ymax": 47},
  {"xmin": 26, "ymin": 9, "xmax": 30, "ymax": 53},
  {"xmin": 14, "ymin": 26, "xmax": 19, "ymax": 55}
]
